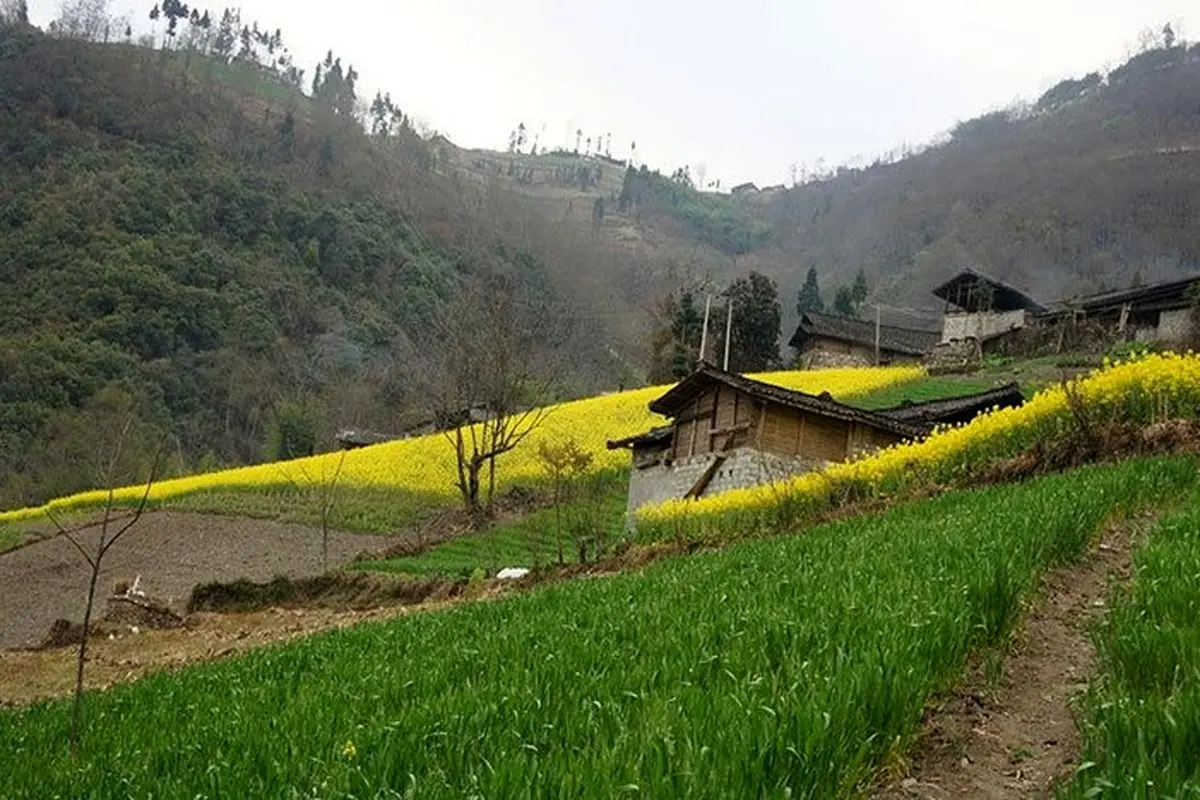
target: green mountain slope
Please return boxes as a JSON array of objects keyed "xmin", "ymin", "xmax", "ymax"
[
  {"xmin": 0, "ymin": 26, "xmax": 632, "ymax": 507},
  {"xmin": 457, "ymin": 40, "xmax": 1200, "ymax": 330}
]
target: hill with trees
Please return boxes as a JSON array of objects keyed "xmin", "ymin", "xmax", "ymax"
[
  {"xmin": 457, "ymin": 25, "xmax": 1200, "ymax": 334},
  {"xmin": 0, "ymin": 7, "xmax": 661, "ymax": 509},
  {"xmin": 3, "ymin": 5, "xmax": 1200, "ymax": 509}
]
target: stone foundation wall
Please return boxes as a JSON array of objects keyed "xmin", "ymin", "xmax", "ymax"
[
  {"xmin": 625, "ymin": 447, "xmax": 824, "ymax": 517},
  {"xmin": 1155, "ymin": 308, "xmax": 1193, "ymax": 342}
]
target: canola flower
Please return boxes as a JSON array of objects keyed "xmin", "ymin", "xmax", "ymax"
[
  {"xmin": 636, "ymin": 351, "xmax": 1200, "ymax": 534},
  {"xmin": 0, "ymin": 365, "xmax": 921, "ymax": 523}
]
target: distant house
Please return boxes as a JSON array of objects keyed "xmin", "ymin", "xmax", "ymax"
[
  {"xmin": 789, "ymin": 311, "xmax": 939, "ymax": 368},
  {"xmin": 608, "ymin": 365, "xmax": 1024, "ymax": 515},
  {"xmin": 606, "ymin": 365, "xmax": 926, "ymax": 515},
  {"xmin": 334, "ymin": 429, "xmax": 397, "ymax": 450},
  {"xmin": 933, "ymin": 269, "xmax": 1046, "ymax": 346},
  {"xmin": 1044, "ymin": 276, "xmax": 1200, "ymax": 344},
  {"xmin": 730, "ymin": 182, "xmax": 759, "ymax": 196},
  {"xmin": 334, "ymin": 402, "xmax": 496, "ymax": 450}
]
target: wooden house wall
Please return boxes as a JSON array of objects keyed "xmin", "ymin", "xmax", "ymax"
[
  {"xmin": 668, "ymin": 385, "xmax": 906, "ymax": 465},
  {"xmin": 849, "ymin": 422, "xmax": 905, "ymax": 454},
  {"xmin": 670, "ymin": 386, "xmax": 756, "ymax": 460}
]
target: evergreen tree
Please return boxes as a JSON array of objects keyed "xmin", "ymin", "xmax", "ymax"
[
  {"xmin": 832, "ymin": 285, "xmax": 857, "ymax": 317},
  {"xmin": 212, "ymin": 8, "xmax": 236, "ymax": 60},
  {"xmin": 718, "ymin": 272, "xmax": 781, "ymax": 371},
  {"xmin": 851, "ymin": 268, "xmax": 869, "ymax": 306},
  {"xmin": 670, "ymin": 291, "xmax": 704, "ymax": 377},
  {"xmin": 796, "ymin": 266, "xmax": 824, "ymax": 315}
]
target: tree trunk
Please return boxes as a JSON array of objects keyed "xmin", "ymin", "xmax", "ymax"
[
  {"xmin": 555, "ymin": 482, "xmax": 564, "ymax": 565},
  {"xmin": 70, "ymin": 561, "xmax": 101, "ymax": 755},
  {"xmin": 465, "ymin": 458, "xmax": 482, "ymax": 512}
]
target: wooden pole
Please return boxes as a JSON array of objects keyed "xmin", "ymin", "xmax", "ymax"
[
  {"xmin": 723, "ymin": 300, "xmax": 734, "ymax": 371},
  {"xmin": 698, "ymin": 295, "xmax": 712, "ymax": 365},
  {"xmin": 874, "ymin": 304, "xmax": 881, "ymax": 365}
]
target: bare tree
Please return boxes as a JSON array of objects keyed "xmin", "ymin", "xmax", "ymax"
[
  {"xmin": 282, "ymin": 449, "xmax": 347, "ymax": 570},
  {"xmin": 408, "ymin": 274, "xmax": 565, "ymax": 517},
  {"xmin": 50, "ymin": 0, "xmax": 113, "ymax": 40},
  {"xmin": 0, "ymin": 0, "xmax": 29, "ymax": 26},
  {"xmin": 44, "ymin": 417, "xmax": 162, "ymax": 755}
]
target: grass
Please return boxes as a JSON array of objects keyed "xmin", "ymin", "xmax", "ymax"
[
  {"xmin": 1, "ymin": 456, "xmax": 1193, "ymax": 799},
  {"xmin": 0, "ymin": 526, "xmax": 20, "ymax": 553},
  {"xmin": 848, "ymin": 375, "xmax": 1000, "ymax": 410},
  {"xmin": 359, "ymin": 472, "xmax": 629, "ymax": 577},
  {"xmin": 1066, "ymin": 487, "xmax": 1200, "ymax": 797}
]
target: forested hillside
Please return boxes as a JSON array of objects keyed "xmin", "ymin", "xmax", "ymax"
[
  {"xmin": 457, "ymin": 30, "xmax": 1200, "ymax": 329},
  {"xmin": 755, "ymin": 35, "xmax": 1200, "ymax": 309},
  {"xmin": 4, "ymin": 5, "xmax": 1200, "ymax": 509},
  {"xmin": 0, "ymin": 15, "xmax": 652, "ymax": 508}
]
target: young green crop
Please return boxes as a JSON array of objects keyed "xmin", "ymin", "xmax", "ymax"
[
  {"xmin": 358, "ymin": 474, "xmax": 628, "ymax": 577},
  {"xmin": 1066, "ymin": 489, "xmax": 1200, "ymax": 797},
  {"xmin": 1, "ymin": 457, "xmax": 1193, "ymax": 799}
]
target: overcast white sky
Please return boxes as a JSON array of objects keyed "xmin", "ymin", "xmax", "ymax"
[{"xmin": 28, "ymin": 0, "xmax": 1200, "ymax": 186}]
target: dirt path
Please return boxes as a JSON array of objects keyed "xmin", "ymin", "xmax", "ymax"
[
  {"xmin": 0, "ymin": 511, "xmax": 387, "ymax": 650},
  {"xmin": 874, "ymin": 514, "xmax": 1149, "ymax": 799}
]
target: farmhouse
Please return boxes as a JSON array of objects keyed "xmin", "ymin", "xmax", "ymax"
[
  {"xmin": 1044, "ymin": 275, "xmax": 1200, "ymax": 344},
  {"xmin": 607, "ymin": 365, "xmax": 926, "ymax": 515},
  {"xmin": 789, "ymin": 311, "xmax": 939, "ymax": 368},
  {"xmin": 933, "ymin": 269, "xmax": 1046, "ymax": 345},
  {"xmin": 609, "ymin": 365, "xmax": 1026, "ymax": 515}
]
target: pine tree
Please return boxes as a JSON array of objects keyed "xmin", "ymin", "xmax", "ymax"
[
  {"xmin": 796, "ymin": 267, "xmax": 824, "ymax": 315},
  {"xmin": 670, "ymin": 291, "xmax": 704, "ymax": 377},
  {"xmin": 850, "ymin": 268, "xmax": 869, "ymax": 306}
]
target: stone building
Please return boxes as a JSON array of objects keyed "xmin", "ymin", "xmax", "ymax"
[{"xmin": 789, "ymin": 311, "xmax": 939, "ymax": 368}]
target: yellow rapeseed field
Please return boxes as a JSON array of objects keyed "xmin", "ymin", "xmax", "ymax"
[
  {"xmin": 638, "ymin": 351, "xmax": 1200, "ymax": 527},
  {"xmin": 0, "ymin": 365, "xmax": 921, "ymax": 523}
]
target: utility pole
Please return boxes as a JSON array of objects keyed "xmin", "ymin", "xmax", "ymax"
[
  {"xmin": 698, "ymin": 295, "xmax": 713, "ymax": 365},
  {"xmin": 874, "ymin": 304, "xmax": 881, "ymax": 366},
  {"xmin": 723, "ymin": 300, "xmax": 734, "ymax": 371}
]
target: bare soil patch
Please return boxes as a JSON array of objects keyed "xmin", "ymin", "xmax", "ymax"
[
  {"xmin": 0, "ymin": 601, "xmax": 455, "ymax": 706},
  {"xmin": 872, "ymin": 513, "xmax": 1151, "ymax": 799},
  {"xmin": 0, "ymin": 511, "xmax": 386, "ymax": 650}
]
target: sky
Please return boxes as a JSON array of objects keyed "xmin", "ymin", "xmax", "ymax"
[{"xmin": 28, "ymin": 0, "xmax": 1200, "ymax": 187}]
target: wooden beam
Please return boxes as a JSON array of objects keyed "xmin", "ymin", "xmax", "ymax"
[
  {"xmin": 707, "ymin": 422, "xmax": 752, "ymax": 439},
  {"xmin": 688, "ymin": 397, "xmax": 699, "ymax": 458},
  {"xmin": 684, "ymin": 454, "xmax": 727, "ymax": 500}
]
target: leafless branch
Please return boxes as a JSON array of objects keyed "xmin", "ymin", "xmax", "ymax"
[
  {"xmin": 44, "ymin": 508, "xmax": 97, "ymax": 569},
  {"xmin": 98, "ymin": 448, "xmax": 162, "ymax": 559}
]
